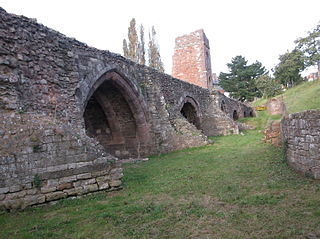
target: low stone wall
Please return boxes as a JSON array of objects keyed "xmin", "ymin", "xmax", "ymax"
[
  {"xmin": 0, "ymin": 112, "xmax": 123, "ymax": 210},
  {"xmin": 263, "ymin": 120, "xmax": 281, "ymax": 146},
  {"xmin": 281, "ymin": 110, "xmax": 320, "ymax": 178}
]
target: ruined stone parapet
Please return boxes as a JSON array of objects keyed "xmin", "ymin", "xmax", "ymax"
[
  {"xmin": 263, "ymin": 120, "xmax": 281, "ymax": 146},
  {"xmin": 281, "ymin": 110, "xmax": 320, "ymax": 178},
  {"xmin": 0, "ymin": 113, "xmax": 122, "ymax": 210}
]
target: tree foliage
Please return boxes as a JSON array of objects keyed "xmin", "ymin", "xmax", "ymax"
[
  {"xmin": 122, "ymin": 39, "xmax": 129, "ymax": 59},
  {"xmin": 274, "ymin": 49, "xmax": 305, "ymax": 88},
  {"xmin": 148, "ymin": 26, "xmax": 164, "ymax": 72},
  {"xmin": 123, "ymin": 19, "xmax": 163, "ymax": 72},
  {"xmin": 127, "ymin": 18, "xmax": 139, "ymax": 62},
  {"xmin": 219, "ymin": 56, "xmax": 267, "ymax": 102},
  {"xmin": 138, "ymin": 24, "xmax": 146, "ymax": 65},
  {"xmin": 295, "ymin": 23, "xmax": 320, "ymax": 72},
  {"xmin": 255, "ymin": 75, "xmax": 282, "ymax": 98}
]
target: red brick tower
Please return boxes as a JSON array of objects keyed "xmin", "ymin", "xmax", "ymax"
[{"xmin": 172, "ymin": 29, "xmax": 213, "ymax": 89}]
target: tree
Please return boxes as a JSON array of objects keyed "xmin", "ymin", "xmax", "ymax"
[
  {"xmin": 125, "ymin": 18, "xmax": 138, "ymax": 62},
  {"xmin": 122, "ymin": 39, "xmax": 129, "ymax": 58},
  {"xmin": 295, "ymin": 23, "xmax": 320, "ymax": 74},
  {"xmin": 219, "ymin": 56, "xmax": 267, "ymax": 102},
  {"xmin": 138, "ymin": 24, "xmax": 146, "ymax": 65},
  {"xmin": 274, "ymin": 49, "xmax": 305, "ymax": 88},
  {"xmin": 148, "ymin": 26, "xmax": 164, "ymax": 72},
  {"xmin": 255, "ymin": 75, "xmax": 282, "ymax": 98}
]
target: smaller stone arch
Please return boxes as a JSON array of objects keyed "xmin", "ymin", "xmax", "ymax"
[
  {"xmin": 233, "ymin": 110, "xmax": 239, "ymax": 120},
  {"xmin": 249, "ymin": 111, "xmax": 254, "ymax": 117},
  {"xmin": 221, "ymin": 100, "xmax": 226, "ymax": 112},
  {"xmin": 179, "ymin": 96, "xmax": 201, "ymax": 129}
]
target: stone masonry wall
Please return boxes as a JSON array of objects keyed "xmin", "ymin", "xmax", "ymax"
[
  {"xmin": 281, "ymin": 110, "xmax": 320, "ymax": 178},
  {"xmin": 0, "ymin": 112, "xmax": 122, "ymax": 209}
]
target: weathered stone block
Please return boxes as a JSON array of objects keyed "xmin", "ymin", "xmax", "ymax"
[
  {"xmin": 45, "ymin": 191, "xmax": 67, "ymax": 201},
  {"xmin": 76, "ymin": 173, "xmax": 92, "ymax": 180},
  {"xmin": 41, "ymin": 186, "xmax": 57, "ymax": 194},
  {"xmin": 110, "ymin": 180, "xmax": 122, "ymax": 187},
  {"xmin": 96, "ymin": 175, "xmax": 111, "ymax": 183},
  {"xmin": 59, "ymin": 175, "xmax": 76, "ymax": 184},
  {"xmin": 23, "ymin": 194, "xmax": 45, "ymax": 208},
  {"xmin": 97, "ymin": 182, "xmax": 109, "ymax": 190},
  {"xmin": 0, "ymin": 187, "xmax": 9, "ymax": 194},
  {"xmin": 5, "ymin": 190, "xmax": 27, "ymax": 200},
  {"xmin": 26, "ymin": 188, "xmax": 38, "ymax": 195},
  {"xmin": 57, "ymin": 183, "xmax": 73, "ymax": 191},
  {"xmin": 83, "ymin": 183, "xmax": 98, "ymax": 193},
  {"xmin": 9, "ymin": 185, "xmax": 21, "ymax": 193}
]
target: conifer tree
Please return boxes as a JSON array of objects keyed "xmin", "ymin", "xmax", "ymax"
[
  {"xmin": 122, "ymin": 39, "xmax": 129, "ymax": 58},
  {"xmin": 148, "ymin": 26, "xmax": 164, "ymax": 72},
  {"xmin": 138, "ymin": 24, "xmax": 146, "ymax": 65},
  {"xmin": 127, "ymin": 18, "xmax": 138, "ymax": 62}
]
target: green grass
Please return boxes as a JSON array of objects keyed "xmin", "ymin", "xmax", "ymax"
[
  {"xmin": 280, "ymin": 80, "xmax": 320, "ymax": 113},
  {"xmin": 252, "ymin": 98, "xmax": 268, "ymax": 107},
  {"xmin": 238, "ymin": 110, "xmax": 282, "ymax": 130},
  {"xmin": 1, "ymin": 126, "xmax": 320, "ymax": 238},
  {"xmin": 253, "ymin": 80, "xmax": 320, "ymax": 114}
]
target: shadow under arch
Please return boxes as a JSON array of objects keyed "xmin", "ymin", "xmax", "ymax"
[
  {"xmin": 233, "ymin": 110, "xmax": 239, "ymax": 120},
  {"xmin": 83, "ymin": 70, "xmax": 151, "ymax": 158},
  {"xmin": 179, "ymin": 96, "xmax": 202, "ymax": 129}
]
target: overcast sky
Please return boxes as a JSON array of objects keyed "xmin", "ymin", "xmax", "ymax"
[{"xmin": 1, "ymin": 0, "xmax": 319, "ymax": 75}]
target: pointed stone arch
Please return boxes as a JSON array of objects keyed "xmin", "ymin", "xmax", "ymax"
[
  {"xmin": 179, "ymin": 96, "xmax": 201, "ymax": 129},
  {"xmin": 83, "ymin": 70, "xmax": 151, "ymax": 158}
]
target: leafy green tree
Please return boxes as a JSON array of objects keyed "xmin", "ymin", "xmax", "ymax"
[
  {"xmin": 219, "ymin": 55, "xmax": 267, "ymax": 102},
  {"xmin": 295, "ymin": 23, "xmax": 320, "ymax": 74},
  {"xmin": 274, "ymin": 49, "xmax": 305, "ymax": 88},
  {"xmin": 255, "ymin": 75, "xmax": 282, "ymax": 98},
  {"xmin": 148, "ymin": 26, "xmax": 164, "ymax": 72}
]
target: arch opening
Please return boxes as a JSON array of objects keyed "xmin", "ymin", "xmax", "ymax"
[
  {"xmin": 83, "ymin": 72, "xmax": 150, "ymax": 158},
  {"xmin": 233, "ymin": 110, "xmax": 239, "ymax": 120},
  {"xmin": 221, "ymin": 100, "xmax": 226, "ymax": 112},
  {"xmin": 180, "ymin": 102, "xmax": 201, "ymax": 129},
  {"xmin": 249, "ymin": 111, "xmax": 254, "ymax": 117}
]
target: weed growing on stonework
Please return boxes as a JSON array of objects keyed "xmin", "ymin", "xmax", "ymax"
[{"xmin": 32, "ymin": 174, "xmax": 41, "ymax": 189}]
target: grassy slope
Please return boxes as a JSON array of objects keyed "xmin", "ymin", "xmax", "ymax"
[
  {"xmin": 253, "ymin": 80, "xmax": 320, "ymax": 113},
  {"xmin": 1, "ymin": 128, "xmax": 320, "ymax": 238},
  {"xmin": 280, "ymin": 80, "xmax": 320, "ymax": 113}
]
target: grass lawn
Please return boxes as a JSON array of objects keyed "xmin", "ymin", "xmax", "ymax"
[
  {"xmin": 1, "ymin": 118, "xmax": 320, "ymax": 238},
  {"xmin": 281, "ymin": 79, "xmax": 320, "ymax": 114},
  {"xmin": 252, "ymin": 79, "xmax": 320, "ymax": 114}
]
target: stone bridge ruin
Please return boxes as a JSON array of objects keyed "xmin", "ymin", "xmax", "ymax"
[{"xmin": 0, "ymin": 8, "xmax": 253, "ymax": 209}]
